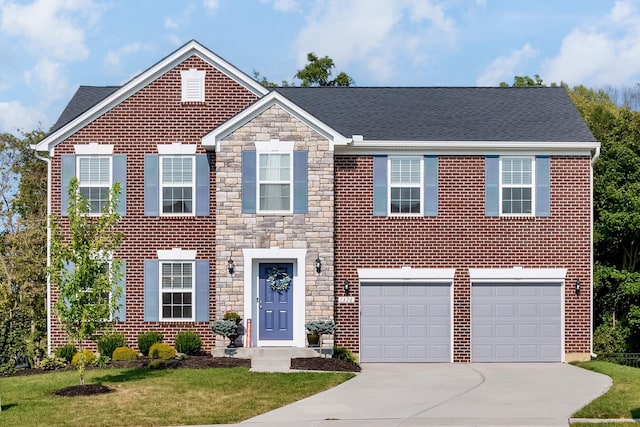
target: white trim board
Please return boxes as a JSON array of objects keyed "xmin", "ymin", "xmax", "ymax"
[
  {"xmin": 469, "ymin": 267, "xmax": 567, "ymax": 283},
  {"xmin": 358, "ymin": 267, "xmax": 456, "ymax": 283}
]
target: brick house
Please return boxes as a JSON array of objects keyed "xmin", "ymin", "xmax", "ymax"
[{"xmin": 35, "ymin": 40, "xmax": 599, "ymax": 363}]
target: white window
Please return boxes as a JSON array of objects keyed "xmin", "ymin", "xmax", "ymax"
[
  {"xmin": 258, "ymin": 153, "xmax": 292, "ymax": 212},
  {"xmin": 389, "ymin": 157, "xmax": 423, "ymax": 215},
  {"xmin": 500, "ymin": 157, "xmax": 535, "ymax": 215},
  {"xmin": 160, "ymin": 156, "xmax": 194, "ymax": 215},
  {"xmin": 160, "ymin": 261, "xmax": 194, "ymax": 321},
  {"xmin": 77, "ymin": 156, "xmax": 111, "ymax": 214},
  {"xmin": 181, "ymin": 69, "xmax": 205, "ymax": 102}
]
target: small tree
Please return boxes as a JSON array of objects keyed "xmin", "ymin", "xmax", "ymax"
[{"xmin": 49, "ymin": 178, "xmax": 123, "ymax": 385}]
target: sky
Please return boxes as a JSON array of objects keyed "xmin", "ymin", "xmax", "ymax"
[{"xmin": 0, "ymin": 0, "xmax": 637, "ymax": 135}]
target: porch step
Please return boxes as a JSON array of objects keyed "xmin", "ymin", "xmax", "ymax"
[{"xmin": 211, "ymin": 347, "xmax": 321, "ymax": 373}]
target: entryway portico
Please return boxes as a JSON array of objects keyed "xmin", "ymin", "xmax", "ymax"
[{"xmin": 243, "ymin": 248, "xmax": 307, "ymax": 347}]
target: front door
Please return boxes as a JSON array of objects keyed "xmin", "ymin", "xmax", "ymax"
[{"xmin": 259, "ymin": 263, "xmax": 293, "ymax": 340}]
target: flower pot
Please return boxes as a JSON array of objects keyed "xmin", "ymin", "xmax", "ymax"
[{"xmin": 307, "ymin": 333, "xmax": 320, "ymax": 347}]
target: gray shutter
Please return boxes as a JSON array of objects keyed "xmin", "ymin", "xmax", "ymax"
[
  {"xmin": 144, "ymin": 260, "xmax": 159, "ymax": 321},
  {"xmin": 535, "ymin": 156, "xmax": 550, "ymax": 217},
  {"xmin": 144, "ymin": 155, "xmax": 159, "ymax": 216},
  {"xmin": 61, "ymin": 155, "xmax": 75, "ymax": 216},
  {"xmin": 113, "ymin": 260, "xmax": 126, "ymax": 322},
  {"xmin": 485, "ymin": 156, "xmax": 499, "ymax": 217},
  {"xmin": 195, "ymin": 260, "xmax": 210, "ymax": 322},
  {"xmin": 293, "ymin": 150, "xmax": 308, "ymax": 214},
  {"xmin": 424, "ymin": 155, "xmax": 438, "ymax": 216},
  {"xmin": 242, "ymin": 150, "xmax": 256, "ymax": 213},
  {"xmin": 373, "ymin": 155, "xmax": 388, "ymax": 216},
  {"xmin": 195, "ymin": 154, "xmax": 210, "ymax": 216},
  {"xmin": 113, "ymin": 155, "xmax": 127, "ymax": 216}
]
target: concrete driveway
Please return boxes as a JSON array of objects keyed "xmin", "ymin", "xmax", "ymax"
[{"xmin": 239, "ymin": 363, "xmax": 611, "ymax": 427}]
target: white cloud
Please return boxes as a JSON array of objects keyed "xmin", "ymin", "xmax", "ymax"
[
  {"xmin": 293, "ymin": 0, "xmax": 457, "ymax": 83},
  {"xmin": 476, "ymin": 43, "xmax": 539, "ymax": 86},
  {"xmin": 203, "ymin": 0, "xmax": 220, "ymax": 12},
  {"xmin": 165, "ymin": 17, "xmax": 179, "ymax": 30},
  {"xmin": 23, "ymin": 58, "xmax": 69, "ymax": 100},
  {"xmin": 0, "ymin": 0, "xmax": 101, "ymax": 61},
  {"xmin": 104, "ymin": 42, "xmax": 150, "ymax": 74},
  {"xmin": 261, "ymin": 0, "xmax": 300, "ymax": 13},
  {"xmin": 0, "ymin": 101, "xmax": 47, "ymax": 134},
  {"xmin": 542, "ymin": 0, "xmax": 640, "ymax": 87}
]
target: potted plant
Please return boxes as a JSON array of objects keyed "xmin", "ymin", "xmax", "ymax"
[
  {"xmin": 305, "ymin": 320, "xmax": 336, "ymax": 347},
  {"xmin": 212, "ymin": 312, "xmax": 242, "ymax": 348}
]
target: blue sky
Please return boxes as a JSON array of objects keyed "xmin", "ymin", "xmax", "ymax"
[{"xmin": 0, "ymin": 0, "xmax": 636, "ymax": 134}]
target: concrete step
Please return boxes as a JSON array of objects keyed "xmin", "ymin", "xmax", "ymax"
[{"xmin": 211, "ymin": 347, "xmax": 321, "ymax": 373}]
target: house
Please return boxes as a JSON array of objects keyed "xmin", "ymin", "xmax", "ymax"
[{"xmin": 35, "ymin": 40, "xmax": 599, "ymax": 363}]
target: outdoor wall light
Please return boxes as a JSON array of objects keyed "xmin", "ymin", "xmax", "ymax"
[
  {"xmin": 344, "ymin": 279, "xmax": 350, "ymax": 295},
  {"xmin": 227, "ymin": 258, "xmax": 235, "ymax": 275},
  {"xmin": 575, "ymin": 278, "xmax": 581, "ymax": 296},
  {"xmin": 315, "ymin": 257, "xmax": 322, "ymax": 274}
]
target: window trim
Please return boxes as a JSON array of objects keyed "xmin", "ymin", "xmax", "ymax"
[
  {"xmin": 499, "ymin": 156, "xmax": 536, "ymax": 217},
  {"xmin": 159, "ymin": 155, "xmax": 196, "ymax": 216},
  {"xmin": 255, "ymin": 140, "xmax": 295, "ymax": 214},
  {"xmin": 159, "ymin": 260, "xmax": 195, "ymax": 322},
  {"xmin": 388, "ymin": 156, "xmax": 424, "ymax": 216},
  {"xmin": 76, "ymin": 155, "xmax": 112, "ymax": 215}
]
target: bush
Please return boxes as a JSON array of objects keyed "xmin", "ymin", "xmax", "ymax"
[
  {"xmin": 305, "ymin": 320, "xmax": 336, "ymax": 335},
  {"xmin": 97, "ymin": 332, "xmax": 125, "ymax": 359},
  {"xmin": 593, "ymin": 319, "xmax": 629, "ymax": 354},
  {"xmin": 149, "ymin": 342, "xmax": 176, "ymax": 360},
  {"xmin": 40, "ymin": 355, "xmax": 67, "ymax": 371},
  {"xmin": 112, "ymin": 346, "xmax": 138, "ymax": 361},
  {"xmin": 71, "ymin": 349, "xmax": 96, "ymax": 366},
  {"xmin": 332, "ymin": 346, "xmax": 357, "ymax": 363},
  {"xmin": 94, "ymin": 355, "xmax": 110, "ymax": 367},
  {"xmin": 137, "ymin": 331, "xmax": 163, "ymax": 356},
  {"xmin": 54, "ymin": 343, "xmax": 77, "ymax": 363},
  {"xmin": 175, "ymin": 331, "xmax": 202, "ymax": 355}
]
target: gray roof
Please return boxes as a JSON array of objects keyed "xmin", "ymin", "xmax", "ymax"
[
  {"xmin": 51, "ymin": 86, "xmax": 120, "ymax": 133},
  {"xmin": 51, "ymin": 85, "xmax": 595, "ymax": 143},
  {"xmin": 274, "ymin": 86, "xmax": 596, "ymax": 142}
]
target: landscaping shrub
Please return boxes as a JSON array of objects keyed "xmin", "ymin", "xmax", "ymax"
[
  {"xmin": 97, "ymin": 332, "xmax": 126, "ymax": 359},
  {"xmin": 112, "ymin": 346, "xmax": 138, "ymax": 361},
  {"xmin": 137, "ymin": 331, "xmax": 163, "ymax": 356},
  {"xmin": 593, "ymin": 319, "xmax": 629, "ymax": 354},
  {"xmin": 175, "ymin": 331, "xmax": 202, "ymax": 355},
  {"xmin": 54, "ymin": 343, "xmax": 77, "ymax": 363},
  {"xmin": 71, "ymin": 349, "xmax": 96, "ymax": 366},
  {"xmin": 94, "ymin": 355, "xmax": 110, "ymax": 367},
  {"xmin": 40, "ymin": 355, "xmax": 67, "ymax": 370},
  {"xmin": 333, "ymin": 346, "xmax": 357, "ymax": 363},
  {"xmin": 149, "ymin": 342, "xmax": 176, "ymax": 360}
]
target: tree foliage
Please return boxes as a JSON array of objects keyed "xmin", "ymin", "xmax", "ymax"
[
  {"xmin": 49, "ymin": 178, "xmax": 123, "ymax": 384},
  {"xmin": 500, "ymin": 74, "xmax": 557, "ymax": 87},
  {"xmin": 254, "ymin": 53, "xmax": 354, "ymax": 88},
  {"xmin": 0, "ymin": 130, "xmax": 47, "ymax": 373}
]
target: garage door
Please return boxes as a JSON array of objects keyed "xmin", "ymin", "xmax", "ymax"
[
  {"xmin": 360, "ymin": 283, "xmax": 451, "ymax": 362},
  {"xmin": 471, "ymin": 283, "xmax": 562, "ymax": 362}
]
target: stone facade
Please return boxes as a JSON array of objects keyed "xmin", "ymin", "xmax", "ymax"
[{"xmin": 215, "ymin": 105, "xmax": 335, "ymax": 346}]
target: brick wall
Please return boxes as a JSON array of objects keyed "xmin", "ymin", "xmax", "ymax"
[
  {"xmin": 49, "ymin": 55, "xmax": 258, "ymax": 353},
  {"xmin": 334, "ymin": 155, "xmax": 592, "ymax": 362}
]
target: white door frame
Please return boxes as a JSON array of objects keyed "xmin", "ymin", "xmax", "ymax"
[{"xmin": 243, "ymin": 248, "xmax": 307, "ymax": 347}]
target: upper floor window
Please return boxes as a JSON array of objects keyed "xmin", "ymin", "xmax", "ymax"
[
  {"xmin": 160, "ymin": 261, "xmax": 194, "ymax": 321},
  {"xmin": 259, "ymin": 153, "xmax": 292, "ymax": 212},
  {"xmin": 181, "ymin": 69, "xmax": 205, "ymax": 102},
  {"xmin": 160, "ymin": 156, "xmax": 194, "ymax": 215},
  {"xmin": 500, "ymin": 157, "xmax": 534, "ymax": 215},
  {"xmin": 389, "ymin": 157, "xmax": 423, "ymax": 215},
  {"xmin": 77, "ymin": 156, "xmax": 111, "ymax": 214}
]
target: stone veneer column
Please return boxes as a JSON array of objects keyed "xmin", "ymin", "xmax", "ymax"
[{"xmin": 215, "ymin": 105, "xmax": 334, "ymax": 347}]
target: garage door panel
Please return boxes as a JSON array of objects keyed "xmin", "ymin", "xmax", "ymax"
[
  {"xmin": 472, "ymin": 282, "xmax": 562, "ymax": 362},
  {"xmin": 361, "ymin": 283, "xmax": 451, "ymax": 362},
  {"xmin": 361, "ymin": 303, "xmax": 383, "ymax": 317}
]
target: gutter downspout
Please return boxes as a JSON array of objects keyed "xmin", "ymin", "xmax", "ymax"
[
  {"xmin": 33, "ymin": 148, "xmax": 51, "ymax": 355},
  {"xmin": 590, "ymin": 145, "xmax": 601, "ymax": 358}
]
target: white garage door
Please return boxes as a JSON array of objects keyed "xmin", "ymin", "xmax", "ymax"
[
  {"xmin": 471, "ymin": 283, "xmax": 562, "ymax": 362},
  {"xmin": 360, "ymin": 283, "xmax": 451, "ymax": 362}
]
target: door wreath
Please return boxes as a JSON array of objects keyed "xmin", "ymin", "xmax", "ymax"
[{"xmin": 267, "ymin": 267, "xmax": 292, "ymax": 293}]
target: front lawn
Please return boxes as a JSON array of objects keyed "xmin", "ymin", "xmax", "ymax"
[
  {"xmin": 0, "ymin": 366, "xmax": 354, "ymax": 426},
  {"xmin": 571, "ymin": 360, "xmax": 640, "ymax": 426}
]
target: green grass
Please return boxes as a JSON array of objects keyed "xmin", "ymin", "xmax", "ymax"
[
  {"xmin": 0, "ymin": 367, "xmax": 354, "ymax": 426},
  {"xmin": 572, "ymin": 360, "xmax": 640, "ymax": 420}
]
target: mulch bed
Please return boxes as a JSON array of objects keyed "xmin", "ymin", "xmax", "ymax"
[
  {"xmin": 54, "ymin": 383, "xmax": 114, "ymax": 397},
  {"xmin": 291, "ymin": 357, "xmax": 361, "ymax": 372}
]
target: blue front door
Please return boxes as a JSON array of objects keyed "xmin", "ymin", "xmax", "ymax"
[{"xmin": 259, "ymin": 263, "xmax": 293, "ymax": 340}]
